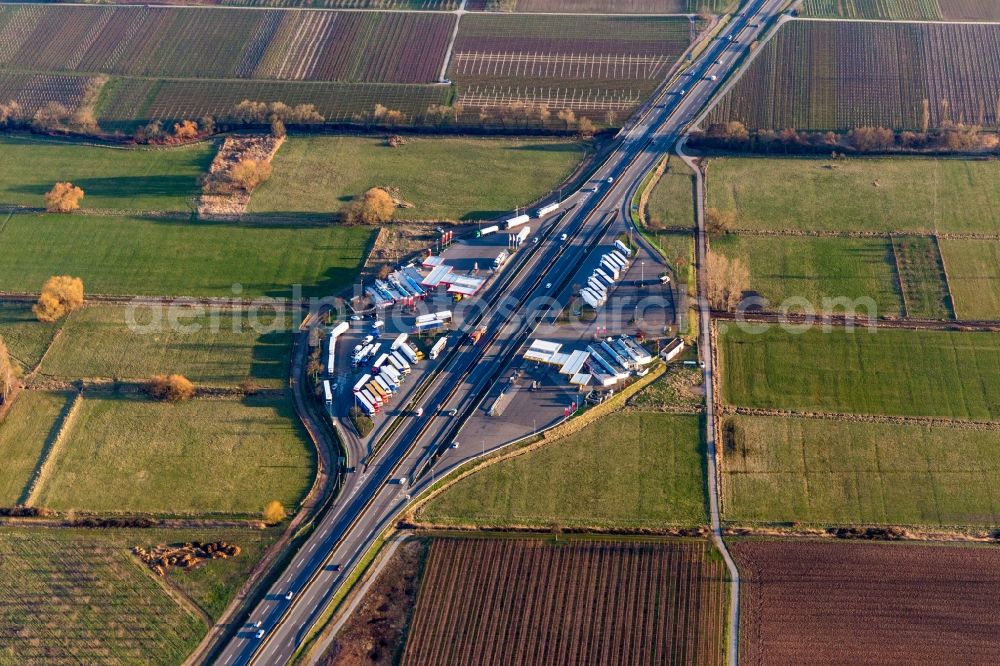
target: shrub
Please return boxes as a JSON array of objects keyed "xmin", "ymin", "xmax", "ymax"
[
  {"xmin": 263, "ymin": 500, "xmax": 287, "ymax": 524},
  {"xmin": 229, "ymin": 159, "xmax": 272, "ymax": 192},
  {"xmin": 44, "ymin": 182, "xmax": 84, "ymax": 213},
  {"xmin": 173, "ymin": 119, "xmax": 199, "ymax": 140},
  {"xmin": 343, "ymin": 187, "xmax": 395, "ymax": 225},
  {"xmin": 33, "ymin": 275, "xmax": 84, "ymax": 323},
  {"xmin": 145, "ymin": 374, "xmax": 195, "ymax": 402}
]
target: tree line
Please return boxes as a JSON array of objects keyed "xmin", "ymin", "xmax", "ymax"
[{"xmin": 693, "ymin": 120, "xmax": 1000, "ymax": 154}]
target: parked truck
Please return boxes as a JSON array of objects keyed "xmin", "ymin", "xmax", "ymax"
[{"xmin": 429, "ymin": 336, "xmax": 447, "ymax": 360}]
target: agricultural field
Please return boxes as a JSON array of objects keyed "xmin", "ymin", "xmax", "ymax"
[
  {"xmin": 0, "ymin": 526, "xmax": 276, "ymax": 664},
  {"xmin": 889, "ymin": 235, "xmax": 953, "ymax": 319},
  {"xmin": 0, "ymin": 303, "xmax": 59, "ymax": 372},
  {"xmin": 718, "ymin": 326, "xmax": 1000, "ymax": 420},
  {"xmin": 249, "ymin": 135, "xmax": 586, "ymax": 220},
  {"xmin": 801, "ymin": 0, "xmax": 942, "ymax": 19},
  {"xmin": 402, "ymin": 537, "xmax": 727, "ymax": 666},
  {"xmin": 30, "ymin": 393, "xmax": 313, "ymax": 515},
  {"xmin": 711, "ymin": 234, "xmax": 905, "ymax": 317},
  {"xmin": 0, "ymin": 71, "xmax": 97, "ymax": 117},
  {"xmin": 0, "ymin": 212, "xmax": 373, "ymax": 297},
  {"xmin": 734, "ymin": 540, "xmax": 1000, "ymax": 664},
  {"xmin": 467, "ymin": 0, "xmax": 735, "ymax": 11},
  {"xmin": 803, "ymin": 0, "xmax": 1000, "ymax": 20},
  {"xmin": 0, "ymin": 135, "xmax": 211, "ymax": 212},
  {"xmin": 449, "ymin": 14, "xmax": 693, "ymax": 120},
  {"xmin": 38, "ymin": 304, "xmax": 292, "ymax": 388},
  {"xmin": 96, "ymin": 78, "xmax": 452, "ymax": 130},
  {"xmin": 0, "ymin": 5, "xmax": 454, "ymax": 84},
  {"xmin": 939, "ymin": 239, "xmax": 1000, "ymax": 320},
  {"xmin": 708, "ymin": 19, "xmax": 1000, "ymax": 131},
  {"xmin": 0, "ymin": 391, "xmax": 69, "ymax": 506},
  {"xmin": 722, "ymin": 414, "xmax": 1000, "ymax": 526},
  {"xmin": 706, "ymin": 157, "xmax": 1000, "ymax": 234},
  {"xmin": 416, "ymin": 412, "xmax": 707, "ymax": 530}
]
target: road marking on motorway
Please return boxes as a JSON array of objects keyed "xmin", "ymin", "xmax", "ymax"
[{"xmin": 308, "ymin": 543, "xmax": 315, "ymax": 552}]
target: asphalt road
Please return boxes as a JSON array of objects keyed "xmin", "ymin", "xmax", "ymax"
[{"xmin": 216, "ymin": 2, "xmax": 787, "ymax": 663}]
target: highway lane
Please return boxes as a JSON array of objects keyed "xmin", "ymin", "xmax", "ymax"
[{"xmin": 217, "ymin": 2, "xmax": 787, "ymax": 663}]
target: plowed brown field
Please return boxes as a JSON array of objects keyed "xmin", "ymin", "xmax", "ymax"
[
  {"xmin": 401, "ymin": 537, "xmax": 726, "ymax": 665},
  {"xmin": 734, "ymin": 540, "xmax": 1000, "ymax": 665}
]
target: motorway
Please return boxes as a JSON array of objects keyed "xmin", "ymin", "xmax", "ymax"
[{"xmin": 216, "ymin": 1, "xmax": 787, "ymax": 663}]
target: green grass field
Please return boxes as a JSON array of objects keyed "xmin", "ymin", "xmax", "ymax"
[
  {"xmin": 249, "ymin": 135, "xmax": 586, "ymax": 221},
  {"xmin": 722, "ymin": 414, "xmax": 1000, "ymax": 527},
  {"xmin": 718, "ymin": 326, "xmax": 1000, "ymax": 420},
  {"xmin": 708, "ymin": 157, "xmax": 1000, "ymax": 234},
  {"xmin": 32, "ymin": 394, "xmax": 313, "ymax": 515},
  {"xmin": 711, "ymin": 235, "xmax": 903, "ymax": 317},
  {"xmin": 0, "ymin": 135, "xmax": 212, "ymax": 212},
  {"xmin": 0, "ymin": 391, "xmax": 69, "ymax": 506},
  {"xmin": 156, "ymin": 527, "xmax": 279, "ymax": 621},
  {"xmin": 646, "ymin": 156, "xmax": 695, "ymax": 231},
  {"xmin": 0, "ymin": 525, "xmax": 275, "ymax": 664},
  {"xmin": 0, "ymin": 303, "xmax": 60, "ymax": 372},
  {"xmin": 417, "ymin": 412, "xmax": 707, "ymax": 530},
  {"xmin": 0, "ymin": 212, "xmax": 373, "ymax": 297},
  {"xmin": 940, "ymin": 240, "xmax": 1000, "ymax": 320},
  {"xmin": 40, "ymin": 304, "xmax": 291, "ymax": 387}
]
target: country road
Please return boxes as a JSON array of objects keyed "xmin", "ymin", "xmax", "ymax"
[{"xmin": 215, "ymin": 2, "xmax": 788, "ymax": 663}]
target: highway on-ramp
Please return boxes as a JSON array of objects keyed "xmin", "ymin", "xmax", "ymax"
[{"xmin": 216, "ymin": 2, "xmax": 787, "ymax": 663}]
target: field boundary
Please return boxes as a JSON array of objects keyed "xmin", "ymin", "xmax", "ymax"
[
  {"xmin": 22, "ymin": 391, "xmax": 82, "ymax": 507},
  {"xmin": 713, "ymin": 227, "xmax": 1000, "ymax": 241},
  {"xmin": 719, "ymin": 404, "xmax": 1000, "ymax": 430}
]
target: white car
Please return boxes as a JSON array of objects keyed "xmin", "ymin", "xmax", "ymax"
[
  {"xmin": 450, "ymin": 441, "xmax": 460, "ymax": 449},
  {"xmin": 560, "ymin": 233, "xmax": 568, "ymax": 241},
  {"xmin": 546, "ymin": 283, "xmax": 552, "ymax": 289},
  {"xmin": 607, "ymin": 176, "xmax": 614, "ymax": 184},
  {"xmin": 255, "ymin": 629, "xmax": 266, "ymax": 639},
  {"xmin": 285, "ymin": 591, "xmax": 294, "ymax": 601}
]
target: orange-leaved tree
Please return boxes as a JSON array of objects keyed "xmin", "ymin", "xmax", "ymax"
[
  {"xmin": 45, "ymin": 182, "xmax": 84, "ymax": 213},
  {"xmin": 33, "ymin": 275, "xmax": 84, "ymax": 323}
]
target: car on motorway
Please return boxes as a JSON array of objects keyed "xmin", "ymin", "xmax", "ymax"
[
  {"xmin": 255, "ymin": 629, "xmax": 266, "ymax": 639},
  {"xmin": 560, "ymin": 233, "xmax": 568, "ymax": 241},
  {"xmin": 450, "ymin": 441, "xmax": 460, "ymax": 449},
  {"xmin": 533, "ymin": 237, "xmax": 539, "ymax": 244},
  {"xmin": 545, "ymin": 282, "xmax": 552, "ymax": 289},
  {"xmin": 607, "ymin": 176, "xmax": 614, "ymax": 183},
  {"xmin": 284, "ymin": 591, "xmax": 294, "ymax": 601},
  {"xmin": 447, "ymin": 408, "xmax": 458, "ymax": 416}
]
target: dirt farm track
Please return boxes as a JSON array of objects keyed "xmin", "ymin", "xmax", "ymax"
[{"xmin": 734, "ymin": 540, "xmax": 1000, "ymax": 665}]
